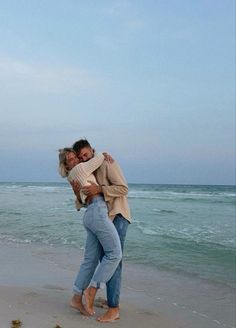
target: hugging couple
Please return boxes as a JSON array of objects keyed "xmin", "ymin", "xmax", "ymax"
[{"xmin": 58, "ymin": 138, "xmax": 131, "ymax": 323}]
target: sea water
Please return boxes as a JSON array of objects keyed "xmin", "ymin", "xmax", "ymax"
[{"xmin": 0, "ymin": 182, "xmax": 235, "ymax": 288}]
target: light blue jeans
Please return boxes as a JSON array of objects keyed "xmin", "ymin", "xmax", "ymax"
[
  {"xmin": 98, "ymin": 214, "xmax": 129, "ymax": 307},
  {"xmin": 73, "ymin": 196, "xmax": 122, "ymax": 295}
]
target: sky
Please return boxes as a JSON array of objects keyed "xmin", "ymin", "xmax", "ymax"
[{"xmin": 0, "ymin": 0, "xmax": 235, "ymax": 185}]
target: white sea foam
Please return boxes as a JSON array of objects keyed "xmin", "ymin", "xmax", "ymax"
[
  {"xmin": 0, "ymin": 182, "xmax": 235, "ymax": 288},
  {"xmin": 137, "ymin": 223, "xmax": 158, "ymax": 236}
]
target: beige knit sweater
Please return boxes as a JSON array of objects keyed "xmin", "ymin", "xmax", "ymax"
[
  {"xmin": 75, "ymin": 159, "xmax": 131, "ymax": 223},
  {"xmin": 67, "ymin": 152, "xmax": 104, "ymax": 204}
]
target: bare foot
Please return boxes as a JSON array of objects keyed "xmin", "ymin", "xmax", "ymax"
[
  {"xmin": 85, "ymin": 287, "xmax": 97, "ymax": 315},
  {"xmin": 70, "ymin": 294, "xmax": 90, "ymax": 316},
  {"xmin": 97, "ymin": 307, "xmax": 120, "ymax": 323}
]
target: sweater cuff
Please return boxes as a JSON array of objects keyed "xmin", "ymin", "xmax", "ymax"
[{"xmin": 102, "ymin": 186, "xmax": 112, "ymax": 202}]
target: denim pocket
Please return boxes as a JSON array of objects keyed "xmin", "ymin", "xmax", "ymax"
[{"xmin": 97, "ymin": 202, "xmax": 108, "ymax": 218}]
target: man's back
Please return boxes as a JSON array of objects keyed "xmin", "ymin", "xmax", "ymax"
[{"xmin": 95, "ymin": 160, "xmax": 131, "ymax": 222}]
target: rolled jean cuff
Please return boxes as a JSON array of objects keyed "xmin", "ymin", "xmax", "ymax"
[
  {"xmin": 90, "ymin": 281, "xmax": 105, "ymax": 289},
  {"xmin": 73, "ymin": 286, "xmax": 83, "ymax": 295}
]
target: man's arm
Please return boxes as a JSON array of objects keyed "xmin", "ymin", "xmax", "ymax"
[
  {"xmin": 81, "ymin": 183, "xmax": 102, "ymax": 197},
  {"xmin": 70, "ymin": 153, "xmax": 113, "ymax": 207},
  {"xmin": 101, "ymin": 161, "xmax": 128, "ymax": 201},
  {"xmin": 82, "ymin": 161, "xmax": 128, "ymax": 201}
]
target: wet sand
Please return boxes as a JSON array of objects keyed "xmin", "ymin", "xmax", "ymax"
[{"xmin": 0, "ymin": 243, "xmax": 235, "ymax": 328}]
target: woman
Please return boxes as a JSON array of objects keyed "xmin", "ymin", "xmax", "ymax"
[{"xmin": 58, "ymin": 148, "xmax": 122, "ymax": 316}]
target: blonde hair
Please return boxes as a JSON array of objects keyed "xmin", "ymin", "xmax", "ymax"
[{"xmin": 58, "ymin": 147, "xmax": 76, "ymax": 178}]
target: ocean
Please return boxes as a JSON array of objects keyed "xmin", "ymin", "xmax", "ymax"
[{"xmin": 0, "ymin": 182, "xmax": 235, "ymax": 289}]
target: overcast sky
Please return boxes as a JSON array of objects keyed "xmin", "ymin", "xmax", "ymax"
[{"xmin": 0, "ymin": 0, "xmax": 235, "ymax": 185}]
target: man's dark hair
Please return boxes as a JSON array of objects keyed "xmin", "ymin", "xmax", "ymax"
[{"xmin": 72, "ymin": 139, "xmax": 92, "ymax": 154}]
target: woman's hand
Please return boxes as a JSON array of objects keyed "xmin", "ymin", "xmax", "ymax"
[{"xmin": 103, "ymin": 152, "xmax": 114, "ymax": 163}]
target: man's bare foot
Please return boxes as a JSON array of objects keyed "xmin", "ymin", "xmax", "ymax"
[
  {"xmin": 97, "ymin": 307, "xmax": 120, "ymax": 322},
  {"xmin": 85, "ymin": 287, "xmax": 97, "ymax": 315},
  {"xmin": 70, "ymin": 294, "xmax": 90, "ymax": 316}
]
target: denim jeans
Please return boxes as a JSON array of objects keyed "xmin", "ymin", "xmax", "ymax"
[
  {"xmin": 73, "ymin": 196, "xmax": 122, "ymax": 295},
  {"xmin": 98, "ymin": 214, "xmax": 129, "ymax": 308}
]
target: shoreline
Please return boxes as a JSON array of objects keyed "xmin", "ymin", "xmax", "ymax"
[
  {"xmin": 0, "ymin": 285, "xmax": 175, "ymax": 328},
  {"xmin": 0, "ymin": 242, "xmax": 235, "ymax": 328}
]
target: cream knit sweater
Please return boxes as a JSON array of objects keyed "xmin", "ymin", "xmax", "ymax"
[{"xmin": 67, "ymin": 152, "xmax": 104, "ymax": 204}]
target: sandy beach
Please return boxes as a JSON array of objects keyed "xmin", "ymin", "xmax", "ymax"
[
  {"xmin": 0, "ymin": 284, "xmax": 176, "ymax": 328},
  {"xmin": 0, "ymin": 243, "xmax": 235, "ymax": 328}
]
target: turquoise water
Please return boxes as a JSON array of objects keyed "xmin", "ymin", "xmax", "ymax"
[{"xmin": 0, "ymin": 182, "xmax": 235, "ymax": 288}]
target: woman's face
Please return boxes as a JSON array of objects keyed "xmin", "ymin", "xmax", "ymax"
[{"xmin": 65, "ymin": 152, "xmax": 80, "ymax": 170}]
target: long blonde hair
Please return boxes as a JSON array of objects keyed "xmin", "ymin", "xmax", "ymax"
[{"xmin": 58, "ymin": 147, "xmax": 76, "ymax": 178}]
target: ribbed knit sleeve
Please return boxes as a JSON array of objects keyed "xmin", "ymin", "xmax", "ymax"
[{"xmin": 68, "ymin": 153, "xmax": 104, "ymax": 186}]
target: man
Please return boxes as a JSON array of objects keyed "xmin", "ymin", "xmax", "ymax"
[{"xmin": 71, "ymin": 139, "xmax": 131, "ymax": 323}]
